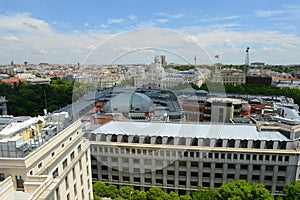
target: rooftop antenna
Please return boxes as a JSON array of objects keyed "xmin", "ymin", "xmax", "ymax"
[
  {"xmin": 44, "ymin": 89, "xmax": 47, "ymax": 116},
  {"xmin": 245, "ymin": 47, "xmax": 250, "ymax": 73}
]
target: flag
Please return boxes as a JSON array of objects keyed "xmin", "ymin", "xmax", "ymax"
[{"xmin": 214, "ymin": 55, "xmax": 219, "ymax": 58}]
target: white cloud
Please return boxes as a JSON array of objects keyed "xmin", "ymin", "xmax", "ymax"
[
  {"xmin": 156, "ymin": 13, "xmax": 183, "ymax": 19},
  {"xmin": 128, "ymin": 15, "xmax": 137, "ymax": 20},
  {"xmin": 197, "ymin": 15, "xmax": 243, "ymax": 23},
  {"xmin": 3, "ymin": 36, "xmax": 19, "ymax": 42},
  {"xmin": 156, "ymin": 18, "xmax": 169, "ymax": 23},
  {"xmin": 99, "ymin": 24, "xmax": 107, "ymax": 29},
  {"xmin": 107, "ymin": 18, "xmax": 124, "ymax": 24},
  {"xmin": 1, "ymin": 13, "xmax": 300, "ymax": 65},
  {"xmin": 84, "ymin": 23, "xmax": 89, "ymax": 27},
  {"xmin": 0, "ymin": 13, "xmax": 52, "ymax": 34}
]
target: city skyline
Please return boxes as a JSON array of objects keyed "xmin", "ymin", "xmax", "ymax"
[{"xmin": 1, "ymin": 0, "xmax": 300, "ymax": 65}]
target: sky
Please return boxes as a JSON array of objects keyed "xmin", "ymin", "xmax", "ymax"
[{"xmin": 1, "ymin": 0, "xmax": 300, "ymax": 65}]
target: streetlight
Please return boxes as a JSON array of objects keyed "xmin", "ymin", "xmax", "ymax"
[{"xmin": 130, "ymin": 191, "xmax": 133, "ymax": 200}]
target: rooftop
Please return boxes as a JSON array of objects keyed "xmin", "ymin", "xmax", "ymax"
[{"xmin": 92, "ymin": 121, "xmax": 290, "ymax": 141}]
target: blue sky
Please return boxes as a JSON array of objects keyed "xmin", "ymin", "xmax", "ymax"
[{"xmin": 1, "ymin": 0, "xmax": 300, "ymax": 64}]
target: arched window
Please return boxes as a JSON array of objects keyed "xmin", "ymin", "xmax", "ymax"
[
  {"xmin": 156, "ymin": 136, "xmax": 162, "ymax": 144},
  {"xmin": 191, "ymin": 138, "xmax": 198, "ymax": 146},
  {"xmin": 122, "ymin": 135, "xmax": 128, "ymax": 143},
  {"xmin": 132, "ymin": 135, "xmax": 139, "ymax": 143},
  {"xmin": 178, "ymin": 137, "xmax": 186, "ymax": 145},
  {"xmin": 228, "ymin": 139, "xmax": 235, "ymax": 148},
  {"xmin": 111, "ymin": 134, "xmax": 117, "ymax": 142},
  {"xmin": 144, "ymin": 136, "xmax": 151, "ymax": 144},
  {"xmin": 167, "ymin": 137, "xmax": 174, "ymax": 145},
  {"xmin": 215, "ymin": 139, "xmax": 223, "ymax": 147}
]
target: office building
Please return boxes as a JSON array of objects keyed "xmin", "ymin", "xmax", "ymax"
[
  {"xmin": 88, "ymin": 120, "xmax": 300, "ymax": 195},
  {"xmin": 0, "ymin": 114, "xmax": 93, "ymax": 200}
]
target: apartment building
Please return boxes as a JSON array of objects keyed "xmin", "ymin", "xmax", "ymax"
[
  {"xmin": 0, "ymin": 116, "xmax": 93, "ymax": 200},
  {"xmin": 88, "ymin": 120, "xmax": 300, "ymax": 195}
]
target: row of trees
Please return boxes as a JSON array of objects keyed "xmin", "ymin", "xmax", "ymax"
[
  {"xmin": 93, "ymin": 180, "xmax": 300, "ymax": 200},
  {"xmin": 0, "ymin": 79, "xmax": 94, "ymax": 116},
  {"xmin": 192, "ymin": 82, "xmax": 300, "ymax": 106}
]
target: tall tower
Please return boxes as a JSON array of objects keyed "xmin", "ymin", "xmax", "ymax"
[
  {"xmin": 244, "ymin": 47, "xmax": 250, "ymax": 73},
  {"xmin": 194, "ymin": 54, "xmax": 197, "ymax": 65}
]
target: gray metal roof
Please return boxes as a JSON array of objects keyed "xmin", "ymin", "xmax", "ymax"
[{"xmin": 92, "ymin": 121, "xmax": 290, "ymax": 141}]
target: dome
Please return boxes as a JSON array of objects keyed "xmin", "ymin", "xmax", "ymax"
[{"xmin": 103, "ymin": 91, "xmax": 154, "ymax": 113}]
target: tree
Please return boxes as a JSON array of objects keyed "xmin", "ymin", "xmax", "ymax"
[
  {"xmin": 133, "ymin": 190, "xmax": 147, "ymax": 200},
  {"xmin": 191, "ymin": 186, "xmax": 217, "ymax": 200},
  {"xmin": 166, "ymin": 191, "xmax": 180, "ymax": 200},
  {"xmin": 283, "ymin": 181, "xmax": 300, "ymax": 200},
  {"xmin": 180, "ymin": 195, "xmax": 191, "ymax": 200},
  {"xmin": 147, "ymin": 187, "xmax": 167, "ymax": 200},
  {"xmin": 106, "ymin": 184, "xmax": 119, "ymax": 199},
  {"xmin": 93, "ymin": 181, "xmax": 107, "ymax": 197},
  {"xmin": 217, "ymin": 180, "xmax": 273, "ymax": 200},
  {"xmin": 119, "ymin": 186, "xmax": 134, "ymax": 199}
]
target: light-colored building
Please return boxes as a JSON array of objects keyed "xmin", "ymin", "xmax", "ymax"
[
  {"xmin": 0, "ymin": 117, "xmax": 93, "ymax": 200},
  {"xmin": 212, "ymin": 68, "xmax": 246, "ymax": 85},
  {"xmin": 88, "ymin": 120, "xmax": 300, "ymax": 195}
]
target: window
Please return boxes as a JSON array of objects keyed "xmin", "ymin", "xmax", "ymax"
[
  {"xmin": 77, "ymin": 144, "xmax": 82, "ymax": 152},
  {"xmin": 240, "ymin": 174, "xmax": 247, "ymax": 179},
  {"xmin": 240, "ymin": 140, "xmax": 248, "ymax": 148},
  {"xmin": 70, "ymin": 151, "xmax": 75, "ymax": 160},
  {"xmin": 227, "ymin": 174, "xmax": 234, "ymax": 179},
  {"xmin": 179, "ymin": 181, "xmax": 186, "ymax": 186},
  {"xmin": 15, "ymin": 175, "xmax": 24, "ymax": 190},
  {"xmin": 179, "ymin": 171, "xmax": 186, "ymax": 176},
  {"xmin": 52, "ymin": 168, "xmax": 59, "ymax": 178},
  {"xmin": 80, "ymin": 174, "xmax": 83, "ymax": 186},
  {"xmin": 156, "ymin": 179, "xmax": 163, "ymax": 184},
  {"xmin": 277, "ymin": 176, "xmax": 285, "ymax": 181},
  {"xmin": 56, "ymin": 187, "xmax": 60, "ymax": 200},
  {"xmin": 61, "ymin": 143, "xmax": 65, "ymax": 148},
  {"xmin": 278, "ymin": 166, "xmax": 286, "ymax": 171},
  {"xmin": 191, "ymin": 172, "xmax": 198, "ymax": 177},
  {"xmin": 51, "ymin": 152, "xmax": 55, "ymax": 157},
  {"xmin": 252, "ymin": 175, "xmax": 260, "ymax": 180},
  {"xmin": 134, "ymin": 177, "xmax": 140, "ymax": 182},
  {"xmin": 228, "ymin": 164, "xmax": 235, "ymax": 169},
  {"xmin": 123, "ymin": 176, "xmax": 129, "ymax": 181},
  {"xmin": 79, "ymin": 159, "xmax": 82, "ymax": 170},
  {"xmin": 112, "ymin": 175, "xmax": 119, "ymax": 181},
  {"xmin": 285, "ymin": 156, "xmax": 289, "ymax": 162},
  {"xmin": 145, "ymin": 178, "xmax": 151, "ymax": 184},
  {"xmin": 38, "ymin": 162, "xmax": 42, "ymax": 168},
  {"xmin": 81, "ymin": 189, "xmax": 85, "ymax": 200},
  {"xmin": 203, "ymin": 172, "xmax": 210, "ymax": 178},
  {"xmin": 191, "ymin": 181, "xmax": 198, "ymax": 187},
  {"xmin": 167, "ymin": 180, "xmax": 174, "ymax": 185},
  {"xmin": 215, "ymin": 173, "xmax": 222, "ymax": 178},
  {"xmin": 63, "ymin": 159, "xmax": 68, "ymax": 170},
  {"xmin": 167, "ymin": 170, "xmax": 174, "ymax": 176},
  {"xmin": 266, "ymin": 165, "xmax": 273, "ymax": 171},
  {"xmin": 216, "ymin": 163, "xmax": 222, "ymax": 168},
  {"xmin": 265, "ymin": 176, "xmax": 272, "ymax": 181},
  {"xmin": 241, "ymin": 165, "xmax": 248, "ymax": 170},
  {"xmin": 72, "ymin": 168, "xmax": 76, "ymax": 180},
  {"xmin": 74, "ymin": 184, "xmax": 77, "ymax": 196},
  {"xmin": 191, "ymin": 162, "xmax": 198, "ymax": 167},
  {"xmin": 253, "ymin": 140, "xmax": 260, "ymax": 148},
  {"xmin": 65, "ymin": 176, "xmax": 69, "ymax": 190},
  {"xmin": 203, "ymin": 162, "xmax": 210, "ymax": 168}
]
